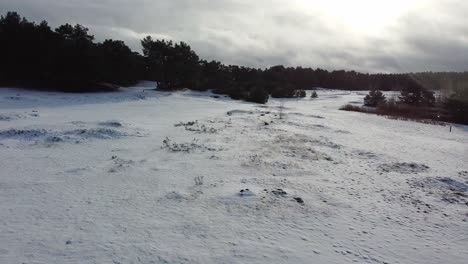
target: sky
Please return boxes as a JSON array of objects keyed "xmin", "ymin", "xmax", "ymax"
[{"xmin": 1, "ymin": 0, "xmax": 467, "ymax": 73}]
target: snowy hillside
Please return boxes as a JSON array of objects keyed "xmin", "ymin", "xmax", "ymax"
[{"xmin": 0, "ymin": 83, "xmax": 467, "ymax": 264}]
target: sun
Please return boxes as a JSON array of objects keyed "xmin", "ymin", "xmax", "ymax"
[{"xmin": 297, "ymin": 0, "xmax": 418, "ymax": 33}]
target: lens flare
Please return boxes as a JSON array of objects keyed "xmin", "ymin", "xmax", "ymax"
[{"xmin": 297, "ymin": 0, "xmax": 419, "ymax": 33}]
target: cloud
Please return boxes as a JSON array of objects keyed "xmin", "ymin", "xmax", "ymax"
[{"xmin": 1, "ymin": 0, "xmax": 468, "ymax": 72}]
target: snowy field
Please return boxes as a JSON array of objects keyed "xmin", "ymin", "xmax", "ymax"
[{"xmin": 0, "ymin": 82, "xmax": 467, "ymax": 264}]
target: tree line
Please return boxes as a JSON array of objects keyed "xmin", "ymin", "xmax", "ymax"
[
  {"xmin": 0, "ymin": 12, "xmax": 144, "ymax": 92},
  {"xmin": 346, "ymin": 83, "xmax": 467, "ymax": 124},
  {"xmin": 1, "ymin": 11, "xmax": 467, "ymax": 107}
]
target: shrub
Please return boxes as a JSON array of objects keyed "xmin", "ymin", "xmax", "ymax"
[
  {"xmin": 445, "ymin": 87, "xmax": 468, "ymax": 124},
  {"xmin": 271, "ymin": 87, "xmax": 294, "ymax": 98},
  {"xmin": 225, "ymin": 84, "xmax": 246, "ymax": 100},
  {"xmin": 341, "ymin": 100, "xmax": 447, "ymax": 124},
  {"xmin": 311, "ymin": 91, "xmax": 318, "ymax": 98},
  {"xmin": 194, "ymin": 176, "xmax": 204, "ymax": 186},
  {"xmin": 364, "ymin": 90, "xmax": 386, "ymax": 107},
  {"xmin": 247, "ymin": 86, "xmax": 269, "ymax": 104},
  {"xmin": 399, "ymin": 80, "xmax": 435, "ymax": 106},
  {"xmin": 295, "ymin": 89, "xmax": 306, "ymax": 98},
  {"xmin": 340, "ymin": 104, "xmax": 373, "ymax": 113}
]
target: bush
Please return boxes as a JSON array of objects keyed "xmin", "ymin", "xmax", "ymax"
[
  {"xmin": 399, "ymin": 80, "xmax": 435, "ymax": 106},
  {"xmin": 295, "ymin": 89, "xmax": 306, "ymax": 98},
  {"xmin": 246, "ymin": 86, "xmax": 269, "ymax": 104},
  {"xmin": 341, "ymin": 99, "xmax": 448, "ymax": 124},
  {"xmin": 340, "ymin": 104, "xmax": 373, "ymax": 113},
  {"xmin": 311, "ymin": 91, "xmax": 318, "ymax": 98},
  {"xmin": 271, "ymin": 85, "xmax": 307, "ymax": 99},
  {"xmin": 194, "ymin": 176, "xmax": 204, "ymax": 186},
  {"xmin": 225, "ymin": 85, "xmax": 247, "ymax": 100},
  {"xmin": 271, "ymin": 87, "xmax": 294, "ymax": 98},
  {"xmin": 364, "ymin": 90, "xmax": 386, "ymax": 107},
  {"xmin": 445, "ymin": 88, "xmax": 468, "ymax": 124}
]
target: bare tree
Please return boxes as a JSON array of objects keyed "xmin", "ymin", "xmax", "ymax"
[{"xmin": 279, "ymin": 101, "xmax": 285, "ymax": 120}]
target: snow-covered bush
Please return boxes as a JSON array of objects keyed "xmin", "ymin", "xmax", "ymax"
[{"xmin": 194, "ymin": 176, "xmax": 204, "ymax": 186}]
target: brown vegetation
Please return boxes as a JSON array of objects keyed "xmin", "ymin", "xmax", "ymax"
[{"xmin": 340, "ymin": 101, "xmax": 451, "ymax": 125}]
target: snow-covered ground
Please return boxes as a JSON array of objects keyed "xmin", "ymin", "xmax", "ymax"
[{"xmin": 0, "ymin": 82, "xmax": 467, "ymax": 264}]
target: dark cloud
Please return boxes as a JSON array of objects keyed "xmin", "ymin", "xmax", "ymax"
[{"xmin": 1, "ymin": 0, "xmax": 467, "ymax": 72}]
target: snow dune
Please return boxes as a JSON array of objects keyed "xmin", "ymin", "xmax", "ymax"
[{"xmin": 0, "ymin": 83, "xmax": 467, "ymax": 263}]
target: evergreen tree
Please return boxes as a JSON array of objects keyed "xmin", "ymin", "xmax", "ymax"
[
  {"xmin": 399, "ymin": 79, "xmax": 435, "ymax": 106},
  {"xmin": 364, "ymin": 90, "xmax": 386, "ymax": 107},
  {"xmin": 141, "ymin": 36, "xmax": 200, "ymax": 90}
]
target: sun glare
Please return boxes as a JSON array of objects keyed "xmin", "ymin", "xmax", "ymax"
[{"xmin": 298, "ymin": 0, "xmax": 418, "ymax": 33}]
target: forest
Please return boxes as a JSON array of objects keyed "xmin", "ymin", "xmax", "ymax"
[{"xmin": 0, "ymin": 11, "xmax": 467, "ymax": 113}]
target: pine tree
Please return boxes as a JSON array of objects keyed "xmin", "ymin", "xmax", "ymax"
[{"xmin": 364, "ymin": 90, "xmax": 386, "ymax": 107}]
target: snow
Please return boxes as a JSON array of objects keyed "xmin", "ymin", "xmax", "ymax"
[{"xmin": 0, "ymin": 83, "xmax": 467, "ymax": 264}]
